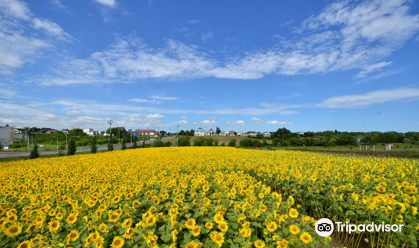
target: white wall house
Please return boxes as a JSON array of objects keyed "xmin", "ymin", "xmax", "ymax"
[
  {"xmin": 207, "ymin": 128, "xmax": 216, "ymax": 136},
  {"xmin": 195, "ymin": 128, "xmax": 206, "ymax": 136},
  {"xmin": 83, "ymin": 128, "xmax": 96, "ymax": 136}
]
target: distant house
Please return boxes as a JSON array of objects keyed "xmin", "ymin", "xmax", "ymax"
[
  {"xmin": 134, "ymin": 129, "xmax": 158, "ymax": 138},
  {"xmin": 385, "ymin": 144, "xmax": 394, "ymax": 151},
  {"xmin": 39, "ymin": 128, "xmax": 57, "ymax": 134},
  {"xmin": 263, "ymin": 132, "xmax": 271, "ymax": 138},
  {"xmin": 228, "ymin": 131, "xmax": 236, "ymax": 136},
  {"xmin": 195, "ymin": 128, "xmax": 206, "ymax": 136},
  {"xmin": 219, "ymin": 131, "xmax": 228, "ymax": 136},
  {"xmin": 0, "ymin": 125, "xmax": 23, "ymax": 147},
  {"xmin": 246, "ymin": 131, "xmax": 258, "ymax": 137},
  {"xmin": 207, "ymin": 128, "xmax": 216, "ymax": 136},
  {"xmin": 83, "ymin": 128, "xmax": 98, "ymax": 136}
]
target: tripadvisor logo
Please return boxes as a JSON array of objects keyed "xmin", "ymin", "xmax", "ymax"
[{"xmin": 315, "ymin": 218, "xmax": 404, "ymax": 237}]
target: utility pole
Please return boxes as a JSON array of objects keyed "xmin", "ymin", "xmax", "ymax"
[
  {"xmin": 63, "ymin": 130, "xmax": 68, "ymax": 150},
  {"xmin": 176, "ymin": 123, "xmax": 179, "ymax": 146},
  {"xmin": 26, "ymin": 129, "xmax": 30, "ymax": 151},
  {"xmin": 107, "ymin": 120, "xmax": 113, "ymax": 142}
]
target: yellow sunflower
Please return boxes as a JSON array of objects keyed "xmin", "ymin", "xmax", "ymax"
[
  {"xmin": 191, "ymin": 226, "xmax": 201, "ymax": 236},
  {"xmin": 17, "ymin": 240, "xmax": 33, "ymax": 248},
  {"xmin": 5, "ymin": 223, "xmax": 23, "ymax": 237},
  {"xmin": 289, "ymin": 208, "xmax": 299, "ymax": 218},
  {"xmin": 185, "ymin": 218, "xmax": 196, "ymax": 229},
  {"xmin": 254, "ymin": 239, "xmax": 266, "ymax": 248},
  {"xmin": 289, "ymin": 225, "xmax": 300, "ymax": 235},
  {"xmin": 300, "ymin": 232, "xmax": 313, "ymax": 244},
  {"xmin": 240, "ymin": 227, "xmax": 251, "ymax": 238},
  {"xmin": 218, "ymin": 221, "xmax": 229, "ymax": 232},
  {"xmin": 66, "ymin": 213, "xmax": 77, "ymax": 225},
  {"xmin": 67, "ymin": 230, "xmax": 80, "ymax": 242},
  {"xmin": 111, "ymin": 236, "xmax": 125, "ymax": 248},
  {"xmin": 210, "ymin": 231, "xmax": 225, "ymax": 247},
  {"xmin": 48, "ymin": 219, "xmax": 60, "ymax": 234},
  {"xmin": 266, "ymin": 221, "xmax": 277, "ymax": 233}
]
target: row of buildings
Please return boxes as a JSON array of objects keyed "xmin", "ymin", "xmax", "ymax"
[
  {"xmin": 1, "ymin": 124, "xmax": 272, "ymax": 148},
  {"xmin": 194, "ymin": 128, "xmax": 271, "ymax": 137}
]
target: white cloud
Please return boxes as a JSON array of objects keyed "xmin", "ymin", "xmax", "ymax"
[
  {"xmin": 32, "ymin": 18, "xmax": 70, "ymax": 40},
  {"xmin": 26, "ymin": 0, "xmax": 419, "ymax": 85},
  {"xmin": 201, "ymin": 119, "xmax": 217, "ymax": 125},
  {"xmin": 356, "ymin": 61, "xmax": 392, "ymax": 78},
  {"xmin": 316, "ymin": 87, "xmax": 419, "ymax": 108},
  {"xmin": 0, "ymin": 32, "xmax": 50, "ymax": 74},
  {"xmin": 94, "ymin": 0, "xmax": 116, "ymax": 8},
  {"xmin": 265, "ymin": 120, "xmax": 292, "ymax": 125},
  {"xmin": 128, "ymin": 95, "xmax": 179, "ymax": 104},
  {"xmin": 0, "ymin": 83, "xmax": 18, "ymax": 98},
  {"xmin": 201, "ymin": 31, "xmax": 214, "ymax": 42},
  {"xmin": 178, "ymin": 119, "xmax": 188, "ymax": 125},
  {"xmin": 0, "ymin": 0, "xmax": 70, "ymax": 74},
  {"xmin": 38, "ymin": 39, "xmax": 215, "ymax": 85},
  {"xmin": 234, "ymin": 120, "xmax": 246, "ymax": 126},
  {"xmin": 0, "ymin": 0, "xmax": 31, "ymax": 20},
  {"xmin": 65, "ymin": 108, "xmax": 84, "ymax": 117},
  {"xmin": 145, "ymin": 113, "xmax": 164, "ymax": 119}
]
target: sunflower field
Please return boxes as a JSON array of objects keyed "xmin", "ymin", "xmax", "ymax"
[{"xmin": 0, "ymin": 147, "xmax": 417, "ymax": 248}]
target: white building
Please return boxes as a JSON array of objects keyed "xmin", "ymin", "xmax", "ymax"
[
  {"xmin": 263, "ymin": 132, "xmax": 271, "ymax": 138},
  {"xmin": 195, "ymin": 128, "xmax": 206, "ymax": 136},
  {"xmin": 385, "ymin": 144, "xmax": 394, "ymax": 151},
  {"xmin": 208, "ymin": 128, "xmax": 216, "ymax": 136},
  {"xmin": 0, "ymin": 125, "xmax": 22, "ymax": 147},
  {"xmin": 83, "ymin": 128, "xmax": 96, "ymax": 136}
]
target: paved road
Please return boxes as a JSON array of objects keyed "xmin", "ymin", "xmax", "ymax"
[{"xmin": 0, "ymin": 139, "xmax": 161, "ymax": 159}]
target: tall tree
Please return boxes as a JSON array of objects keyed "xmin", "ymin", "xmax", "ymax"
[
  {"xmin": 121, "ymin": 138, "xmax": 126, "ymax": 150},
  {"xmin": 67, "ymin": 138, "xmax": 77, "ymax": 155},
  {"xmin": 30, "ymin": 144, "xmax": 39, "ymax": 159},
  {"xmin": 91, "ymin": 136, "xmax": 97, "ymax": 153},
  {"xmin": 108, "ymin": 138, "xmax": 114, "ymax": 151}
]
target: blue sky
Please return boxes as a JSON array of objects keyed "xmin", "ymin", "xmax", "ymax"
[{"xmin": 1, "ymin": 0, "xmax": 419, "ymax": 132}]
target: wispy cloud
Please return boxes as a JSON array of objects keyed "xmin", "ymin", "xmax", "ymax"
[
  {"xmin": 0, "ymin": 83, "xmax": 18, "ymax": 98},
  {"xmin": 0, "ymin": 0, "xmax": 70, "ymax": 74},
  {"xmin": 93, "ymin": 0, "xmax": 116, "ymax": 8},
  {"xmin": 356, "ymin": 61, "xmax": 392, "ymax": 78},
  {"xmin": 265, "ymin": 120, "xmax": 292, "ymax": 125},
  {"xmin": 19, "ymin": 0, "xmax": 419, "ymax": 85},
  {"xmin": 201, "ymin": 119, "xmax": 217, "ymax": 125},
  {"xmin": 37, "ymin": 39, "xmax": 215, "ymax": 85},
  {"xmin": 316, "ymin": 87, "xmax": 419, "ymax": 108},
  {"xmin": 234, "ymin": 120, "xmax": 246, "ymax": 126},
  {"xmin": 128, "ymin": 95, "xmax": 179, "ymax": 104}
]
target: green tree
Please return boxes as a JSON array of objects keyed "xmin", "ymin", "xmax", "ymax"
[
  {"xmin": 67, "ymin": 138, "xmax": 77, "ymax": 155},
  {"xmin": 216, "ymin": 127, "xmax": 221, "ymax": 134},
  {"xmin": 121, "ymin": 138, "xmax": 126, "ymax": 150},
  {"xmin": 228, "ymin": 139, "xmax": 236, "ymax": 147},
  {"xmin": 91, "ymin": 136, "xmax": 97, "ymax": 153},
  {"xmin": 271, "ymin": 138, "xmax": 280, "ymax": 146},
  {"xmin": 240, "ymin": 138, "xmax": 262, "ymax": 147},
  {"xmin": 30, "ymin": 144, "xmax": 39, "ymax": 159},
  {"xmin": 271, "ymin": 128, "xmax": 294, "ymax": 147},
  {"xmin": 178, "ymin": 136, "xmax": 191, "ymax": 146},
  {"xmin": 152, "ymin": 140, "xmax": 164, "ymax": 147},
  {"xmin": 108, "ymin": 138, "xmax": 114, "ymax": 151}
]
